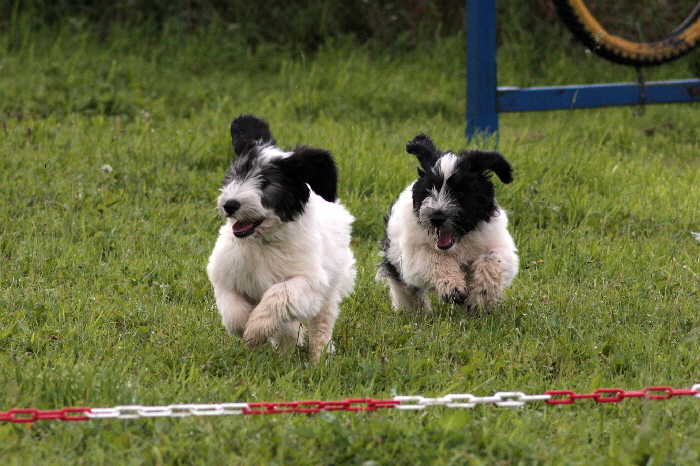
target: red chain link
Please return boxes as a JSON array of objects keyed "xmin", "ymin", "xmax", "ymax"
[
  {"xmin": 0, "ymin": 407, "xmax": 91, "ymax": 423},
  {"xmin": 545, "ymin": 386, "xmax": 698, "ymax": 405}
]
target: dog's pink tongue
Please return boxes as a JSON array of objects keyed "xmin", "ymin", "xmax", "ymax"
[
  {"xmin": 437, "ymin": 230, "xmax": 454, "ymax": 249},
  {"xmin": 232, "ymin": 221, "xmax": 254, "ymax": 234}
]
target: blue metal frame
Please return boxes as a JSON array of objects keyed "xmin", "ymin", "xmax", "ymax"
[
  {"xmin": 466, "ymin": 0, "xmax": 700, "ymax": 138},
  {"xmin": 466, "ymin": 0, "xmax": 498, "ymax": 137}
]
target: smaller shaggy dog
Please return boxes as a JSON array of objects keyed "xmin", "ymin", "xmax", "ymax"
[
  {"xmin": 207, "ymin": 115, "xmax": 356, "ymax": 363},
  {"xmin": 377, "ymin": 134, "xmax": 518, "ymax": 313}
]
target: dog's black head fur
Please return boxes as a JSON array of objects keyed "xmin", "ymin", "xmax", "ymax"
[
  {"xmin": 406, "ymin": 133, "xmax": 513, "ymax": 249},
  {"xmin": 257, "ymin": 146, "xmax": 337, "ymax": 221},
  {"xmin": 230, "ymin": 113, "xmax": 276, "ymax": 156},
  {"xmin": 219, "ymin": 115, "xmax": 338, "ymax": 232}
]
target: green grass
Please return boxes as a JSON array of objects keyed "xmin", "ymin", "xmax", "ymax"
[{"xmin": 1, "ymin": 18, "xmax": 700, "ymax": 466}]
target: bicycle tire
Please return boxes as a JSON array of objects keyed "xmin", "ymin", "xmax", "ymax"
[{"xmin": 553, "ymin": 0, "xmax": 700, "ymax": 66}]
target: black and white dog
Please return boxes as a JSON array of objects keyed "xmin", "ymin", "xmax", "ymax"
[
  {"xmin": 377, "ymin": 134, "xmax": 518, "ymax": 313},
  {"xmin": 206, "ymin": 115, "xmax": 356, "ymax": 362}
]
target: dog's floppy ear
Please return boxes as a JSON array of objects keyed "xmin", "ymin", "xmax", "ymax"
[
  {"xmin": 406, "ymin": 133, "xmax": 440, "ymax": 172},
  {"xmin": 276, "ymin": 146, "xmax": 338, "ymax": 202},
  {"xmin": 230, "ymin": 114, "xmax": 276, "ymax": 156},
  {"xmin": 462, "ymin": 149, "xmax": 513, "ymax": 183}
]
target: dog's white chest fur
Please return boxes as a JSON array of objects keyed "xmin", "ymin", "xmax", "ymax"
[{"xmin": 208, "ymin": 195, "xmax": 354, "ymax": 303}]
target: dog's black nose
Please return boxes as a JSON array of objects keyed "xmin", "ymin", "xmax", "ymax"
[
  {"xmin": 430, "ymin": 212, "xmax": 446, "ymax": 227},
  {"xmin": 223, "ymin": 199, "xmax": 241, "ymax": 215}
]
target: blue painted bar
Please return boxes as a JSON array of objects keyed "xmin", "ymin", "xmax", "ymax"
[
  {"xmin": 466, "ymin": 0, "xmax": 498, "ymax": 138},
  {"xmin": 465, "ymin": 0, "xmax": 700, "ymax": 136},
  {"xmin": 497, "ymin": 79, "xmax": 700, "ymax": 112}
]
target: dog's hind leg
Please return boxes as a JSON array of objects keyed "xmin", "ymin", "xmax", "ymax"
[
  {"xmin": 388, "ymin": 279, "xmax": 431, "ymax": 313},
  {"xmin": 308, "ymin": 293, "xmax": 340, "ymax": 363},
  {"xmin": 271, "ymin": 321, "xmax": 306, "ymax": 354}
]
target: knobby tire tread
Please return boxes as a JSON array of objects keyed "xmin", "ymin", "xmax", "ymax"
[{"xmin": 553, "ymin": 0, "xmax": 700, "ymax": 66}]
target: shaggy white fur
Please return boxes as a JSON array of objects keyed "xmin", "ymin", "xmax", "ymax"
[
  {"xmin": 381, "ymin": 185, "xmax": 518, "ymax": 313},
  {"xmin": 207, "ymin": 114, "xmax": 355, "ymax": 363},
  {"xmin": 378, "ymin": 133, "xmax": 518, "ymax": 313}
]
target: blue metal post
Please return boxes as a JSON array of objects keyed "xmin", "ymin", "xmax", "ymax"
[
  {"xmin": 464, "ymin": 0, "xmax": 700, "ymax": 139},
  {"xmin": 466, "ymin": 0, "xmax": 498, "ymax": 138}
]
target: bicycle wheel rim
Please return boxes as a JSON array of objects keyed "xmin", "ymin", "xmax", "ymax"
[{"xmin": 555, "ymin": 0, "xmax": 700, "ymax": 66}]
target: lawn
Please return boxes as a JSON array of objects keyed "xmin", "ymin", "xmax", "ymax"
[{"xmin": 1, "ymin": 16, "xmax": 699, "ymax": 465}]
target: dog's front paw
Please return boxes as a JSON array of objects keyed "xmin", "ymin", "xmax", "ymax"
[
  {"xmin": 466, "ymin": 287, "xmax": 501, "ymax": 311},
  {"xmin": 242, "ymin": 313, "xmax": 278, "ymax": 349},
  {"xmin": 442, "ymin": 286, "xmax": 469, "ymax": 306}
]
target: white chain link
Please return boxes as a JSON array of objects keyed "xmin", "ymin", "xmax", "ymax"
[
  {"xmin": 394, "ymin": 391, "xmax": 552, "ymax": 410},
  {"xmin": 493, "ymin": 392, "xmax": 552, "ymax": 407},
  {"xmin": 392, "ymin": 396, "xmax": 446, "ymax": 410},
  {"xmin": 692, "ymin": 384, "xmax": 700, "ymax": 398},
  {"xmin": 86, "ymin": 403, "xmax": 249, "ymax": 419}
]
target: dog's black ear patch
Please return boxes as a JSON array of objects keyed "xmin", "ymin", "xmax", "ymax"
[
  {"xmin": 460, "ymin": 150, "xmax": 513, "ymax": 183},
  {"xmin": 276, "ymin": 146, "xmax": 338, "ymax": 202},
  {"xmin": 230, "ymin": 114, "xmax": 276, "ymax": 156},
  {"xmin": 406, "ymin": 134, "xmax": 441, "ymax": 172}
]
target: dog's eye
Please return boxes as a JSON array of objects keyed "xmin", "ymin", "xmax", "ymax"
[{"xmin": 260, "ymin": 178, "xmax": 270, "ymax": 189}]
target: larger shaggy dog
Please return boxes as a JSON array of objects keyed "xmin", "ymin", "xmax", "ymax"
[
  {"xmin": 377, "ymin": 134, "xmax": 518, "ymax": 313},
  {"xmin": 207, "ymin": 114, "xmax": 356, "ymax": 363}
]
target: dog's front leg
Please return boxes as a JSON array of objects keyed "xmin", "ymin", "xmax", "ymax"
[
  {"xmin": 243, "ymin": 277, "xmax": 321, "ymax": 349},
  {"xmin": 428, "ymin": 254, "xmax": 469, "ymax": 306},
  {"xmin": 214, "ymin": 287, "xmax": 254, "ymax": 337},
  {"xmin": 387, "ymin": 280, "xmax": 431, "ymax": 313},
  {"xmin": 467, "ymin": 250, "xmax": 509, "ymax": 310}
]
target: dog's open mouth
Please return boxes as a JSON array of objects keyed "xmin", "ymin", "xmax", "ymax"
[
  {"xmin": 232, "ymin": 219, "xmax": 263, "ymax": 238},
  {"xmin": 436, "ymin": 229, "xmax": 456, "ymax": 250}
]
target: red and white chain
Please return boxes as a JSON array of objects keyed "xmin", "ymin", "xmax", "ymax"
[{"xmin": 2, "ymin": 384, "xmax": 698, "ymax": 423}]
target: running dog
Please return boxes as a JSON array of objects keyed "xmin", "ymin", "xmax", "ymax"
[
  {"xmin": 207, "ymin": 114, "xmax": 356, "ymax": 362},
  {"xmin": 377, "ymin": 133, "xmax": 518, "ymax": 313}
]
